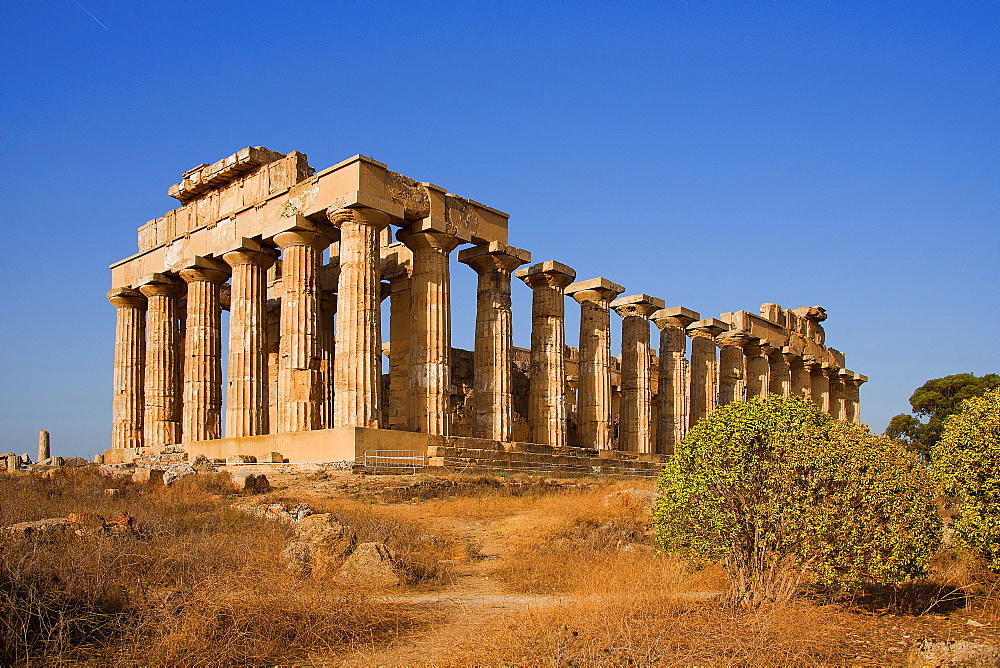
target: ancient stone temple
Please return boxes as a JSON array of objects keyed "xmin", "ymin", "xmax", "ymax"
[{"xmin": 105, "ymin": 148, "xmax": 866, "ymax": 470}]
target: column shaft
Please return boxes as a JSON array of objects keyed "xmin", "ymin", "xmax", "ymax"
[
  {"xmin": 769, "ymin": 349, "xmax": 792, "ymax": 396},
  {"xmin": 651, "ymin": 308, "xmax": 698, "ymax": 455},
  {"xmin": 612, "ymin": 295, "xmax": 664, "ymax": 454},
  {"xmin": 388, "ymin": 276, "xmax": 411, "ymax": 429},
  {"xmin": 318, "ymin": 293, "xmax": 337, "ymax": 429},
  {"xmin": 686, "ymin": 320, "xmax": 726, "ymax": 428},
  {"xmin": 716, "ymin": 333, "xmax": 749, "ymax": 406},
  {"xmin": 109, "ymin": 288, "xmax": 146, "ymax": 449},
  {"xmin": 744, "ymin": 341, "xmax": 770, "ymax": 399},
  {"xmin": 140, "ymin": 275, "xmax": 182, "ymax": 448},
  {"xmin": 180, "ymin": 261, "xmax": 229, "ymax": 442}
]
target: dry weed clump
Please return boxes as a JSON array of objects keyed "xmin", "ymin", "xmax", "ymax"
[{"xmin": 0, "ymin": 469, "xmax": 427, "ymax": 665}]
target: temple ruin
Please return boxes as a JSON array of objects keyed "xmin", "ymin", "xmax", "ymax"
[{"xmin": 105, "ymin": 147, "xmax": 867, "ymax": 471}]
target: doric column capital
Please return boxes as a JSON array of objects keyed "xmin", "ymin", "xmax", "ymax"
[
  {"xmin": 651, "ymin": 306, "xmax": 700, "ymax": 331},
  {"xmin": 179, "ymin": 256, "xmax": 231, "ymax": 285},
  {"xmin": 565, "ymin": 277, "xmax": 625, "ymax": 307},
  {"xmin": 108, "ymin": 286, "xmax": 146, "ymax": 309},
  {"xmin": 223, "ymin": 238, "xmax": 278, "ymax": 269},
  {"xmin": 743, "ymin": 338, "xmax": 775, "ymax": 358},
  {"xmin": 515, "ymin": 260, "xmax": 576, "ymax": 290},
  {"xmin": 138, "ymin": 272, "xmax": 183, "ymax": 298},
  {"xmin": 327, "ymin": 206, "xmax": 392, "ymax": 230},
  {"xmin": 802, "ymin": 357, "xmax": 823, "ymax": 372},
  {"xmin": 686, "ymin": 318, "xmax": 727, "ymax": 339},
  {"xmin": 716, "ymin": 330, "xmax": 752, "ymax": 348},
  {"xmin": 273, "ymin": 229, "xmax": 332, "ymax": 251},
  {"xmin": 782, "ymin": 346, "xmax": 804, "ymax": 366},
  {"xmin": 847, "ymin": 373, "xmax": 868, "ymax": 387},
  {"xmin": 822, "ymin": 364, "xmax": 841, "ymax": 379},
  {"xmin": 611, "ymin": 294, "xmax": 665, "ymax": 319},
  {"xmin": 458, "ymin": 241, "xmax": 531, "ymax": 274},
  {"xmin": 398, "ymin": 228, "xmax": 463, "ymax": 254}
]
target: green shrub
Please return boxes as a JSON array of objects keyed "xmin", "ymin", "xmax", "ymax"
[
  {"xmin": 931, "ymin": 387, "xmax": 1000, "ymax": 567},
  {"xmin": 653, "ymin": 395, "xmax": 941, "ymax": 605}
]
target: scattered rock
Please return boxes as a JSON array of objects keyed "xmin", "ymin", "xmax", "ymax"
[
  {"xmin": 602, "ymin": 488, "xmax": 661, "ymax": 510},
  {"xmin": 191, "ymin": 454, "xmax": 215, "ymax": 473},
  {"xmin": 260, "ymin": 451, "xmax": 284, "ymax": 463},
  {"xmin": 104, "ymin": 511, "xmax": 138, "ymax": 536},
  {"xmin": 63, "ymin": 457, "xmax": 89, "ymax": 467},
  {"xmin": 38, "ymin": 456, "xmax": 64, "ymax": 467},
  {"xmin": 5, "ymin": 518, "xmax": 73, "ymax": 537},
  {"xmin": 132, "ymin": 468, "xmax": 164, "ymax": 484},
  {"xmin": 282, "ymin": 540, "xmax": 312, "ymax": 578},
  {"xmin": 226, "ymin": 455, "xmax": 257, "ymax": 464},
  {"xmin": 908, "ymin": 638, "xmax": 1000, "ymax": 666},
  {"xmin": 230, "ymin": 472, "xmax": 270, "ymax": 494},
  {"xmin": 967, "ymin": 619, "xmax": 988, "ymax": 627},
  {"xmin": 162, "ymin": 462, "xmax": 197, "ymax": 486},
  {"xmin": 93, "ymin": 453, "xmax": 105, "ymax": 464},
  {"xmin": 99, "ymin": 463, "xmax": 135, "ymax": 478},
  {"xmin": 104, "ymin": 488, "xmax": 125, "ymax": 498},
  {"xmin": 337, "ymin": 542, "xmax": 401, "ymax": 588}
]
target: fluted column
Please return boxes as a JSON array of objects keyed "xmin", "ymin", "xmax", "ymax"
[
  {"xmin": 399, "ymin": 222, "xmax": 465, "ymax": 435},
  {"xmin": 318, "ymin": 292, "xmax": 337, "ymax": 429},
  {"xmin": 515, "ymin": 261, "xmax": 576, "ymax": 446},
  {"xmin": 611, "ymin": 294, "xmax": 665, "ymax": 454},
  {"xmin": 273, "ymin": 224, "xmax": 333, "ymax": 433},
  {"xmin": 329, "ymin": 207, "xmax": 391, "ymax": 429},
  {"xmin": 716, "ymin": 331, "xmax": 750, "ymax": 406},
  {"xmin": 223, "ymin": 241, "xmax": 276, "ymax": 438},
  {"xmin": 179, "ymin": 258, "xmax": 230, "ymax": 442},
  {"xmin": 844, "ymin": 373, "xmax": 866, "ymax": 424},
  {"xmin": 825, "ymin": 366, "xmax": 843, "ymax": 418},
  {"xmin": 743, "ymin": 339, "xmax": 771, "ymax": 399},
  {"xmin": 108, "ymin": 287, "xmax": 147, "ymax": 449},
  {"xmin": 806, "ymin": 359, "xmax": 829, "ymax": 411},
  {"xmin": 566, "ymin": 278, "xmax": 624, "ymax": 450},
  {"xmin": 139, "ymin": 274, "xmax": 182, "ymax": 448},
  {"xmin": 459, "ymin": 242, "xmax": 531, "ymax": 441},
  {"xmin": 387, "ymin": 273, "xmax": 411, "ymax": 430},
  {"xmin": 686, "ymin": 319, "xmax": 726, "ymax": 428},
  {"xmin": 787, "ymin": 352, "xmax": 812, "ymax": 400},
  {"xmin": 769, "ymin": 346, "xmax": 792, "ymax": 396},
  {"xmin": 650, "ymin": 307, "xmax": 699, "ymax": 455}
]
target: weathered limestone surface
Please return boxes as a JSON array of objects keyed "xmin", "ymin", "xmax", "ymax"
[
  {"xmin": 274, "ymin": 224, "xmax": 332, "ymax": 433},
  {"xmin": 716, "ymin": 330, "xmax": 751, "ymax": 406},
  {"xmin": 807, "ymin": 360, "xmax": 830, "ymax": 412},
  {"xmin": 330, "ymin": 207, "xmax": 390, "ymax": 429},
  {"xmin": 180, "ymin": 257, "xmax": 230, "ymax": 442},
  {"xmin": 223, "ymin": 240, "xmax": 276, "ymax": 438},
  {"xmin": 844, "ymin": 374, "xmax": 866, "ymax": 424},
  {"xmin": 108, "ymin": 287, "xmax": 146, "ymax": 449},
  {"xmin": 769, "ymin": 346, "xmax": 791, "ymax": 396},
  {"xmin": 139, "ymin": 274, "xmax": 183, "ymax": 448},
  {"xmin": 318, "ymin": 292, "xmax": 337, "ymax": 429},
  {"xmin": 743, "ymin": 339, "xmax": 772, "ymax": 399},
  {"xmin": 459, "ymin": 242, "xmax": 531, "ymax": 441},
  {"xmin": 650, "ymin": 307, "xmax": 699, "ymax": 455},
  {"xmin": 687, "ymin": 319, "xmax": 727, "ymax": 428},
  {"xmin": 787, "ymin": 353, "xmax": 811, "ymax": 400},
  {"xmin": 516, "ymin": 261, "xmax": 576, "ymax": 446},
  {"xmin": 37, "ymin": 430, "xmax": 51, "ymax": 463},
  {"xmin": 611, "ymin": 294, "xmax": 665, "ymax": 454},
  {"xmin": 387, "ymin": 272, "xmax": 411, "ymax": 430},
  {"xmin": 399, "ymin": 221, "xmax": 468, "ymax": 435},
  {"xmin": 566, "ymin": 278, "xmax": 625, "ymax": 450}
]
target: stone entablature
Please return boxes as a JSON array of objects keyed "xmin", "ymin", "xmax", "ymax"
[{"xmin": 107, "ymin": 147, "xmax": 867, "ymax": 463}]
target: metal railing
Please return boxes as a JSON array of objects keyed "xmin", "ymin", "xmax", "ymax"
[{"xmin": 362, "ymin": 450, "xmax": 428, "ymax": 474}]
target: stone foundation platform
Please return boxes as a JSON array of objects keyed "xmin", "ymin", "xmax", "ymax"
[{"xmin": 102, "ymin": 427, "xmax": 666, "ymax": 476}]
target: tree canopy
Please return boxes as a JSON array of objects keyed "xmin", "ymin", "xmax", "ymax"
[{"xmin": 886, "ymin": 373, "xmax": 1000, "ymax": 454}]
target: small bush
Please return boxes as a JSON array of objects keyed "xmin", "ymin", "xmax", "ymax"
[
  {"xmin": 653, "ymin": 395, "xmax": 942, "ymax": 605},
  {"xmin": 932, "ymin": 387, "xmax": 1000, "ymax": 568}
]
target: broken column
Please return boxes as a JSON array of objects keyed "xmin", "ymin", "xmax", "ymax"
[
  {"xmin": 107, "ymin": 287, "xmax": 146, "ymax": 449},
  {"xmin": 824, "ymin": 366, "xmax": 842, "ymax": 417},
  {"xmin": 566, "ymin": 278, "xmax": 625, "ymax": 450},
  {"xmin": 516, "ymin": 261, "xmax": 576, "ymax": 447},
  {"xmin": 743, "ymin": 338, "xmax": 772, "ymax": 399},
  {"xmin": 180, "ymin": 257, "xmax": 231, "ymax": 442},
  {"xmin": 329, "ymin": 207, "xmax": 391, "ymax": 429},
  {"xmin": 686, "ymin": 319, "xmax": 727, "ymax": 428},
  {"xmin": 787, "ymin": 351, "xmax": 812, "ymax": 400},
  {"xmin": 806, "ymin": 359, "xmax": 829, "ymax": 411},
  {"xmin": 844, "ymin": 373, "xmax": 866, "ymax": 424},
  {"xmin": 223, "ymin": 241, "xmax": 275, "ymax": 438},
  {"xmin": 399, "ymin": 220, "xmax": 468, "ymax": 435},
  {"xmin": 273, "ymin": 220, "xmax": 335, "ymax": 433},
  {"xmin": 716, "ymin": 330, "xmax": 750, "ymax": 405},
  {"xmin": 139, "ymin": 273, "xmax": 183, "ymax": 448},
  {"xmin": 458, "ymin": 242, "xmax": 531, "ymax": 442},
  {"xmin": 650, "ymin": 307, "xmax": 699, "ymax": 455},
  {"xmin": 768, "ymin": 346, "xmax": 791, "ymax": 396},
  {"xmin": 611, "ymin": 294, "xmax": 665, "ymax": 454},
  {"xmin": 37, "ymin": 430, "xmax": 50, "ymax": 462}
]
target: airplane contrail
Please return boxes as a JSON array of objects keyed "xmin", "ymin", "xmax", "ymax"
[{"xmin": 70, "ymin": 0, "xmax": 110, "ymax": 31}]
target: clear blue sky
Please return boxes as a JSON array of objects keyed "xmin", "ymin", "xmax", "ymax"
[{"xmin": 1, "ymin": 1, "xmax": 996, "ymax": 458}]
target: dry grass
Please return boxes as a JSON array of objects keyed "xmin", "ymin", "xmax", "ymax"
[{"xmin": 0, "ymin": 468, "xmax": 434, "ymax": 665}]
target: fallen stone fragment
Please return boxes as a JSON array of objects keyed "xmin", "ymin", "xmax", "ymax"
[
  {"xmin": 63, "ymin": 457, "xmax": 89, "ymax": 467},
  {"xmin": 908, "ymin": 639, "xmax": 1000, "ymax": 667},
  {"xmin": 230, "ymin": 472, "xmax": 270, "ymax": 494},
  {"xmin": 99, "ymin": 463, "xmax": 135, "ymax": 478},
  {"xmin": 337, "ymin": 542, "xmax": 401, "ymax": 588},
  {"xmin": 104, "ymin": 511, "xmax": 138, "ymax": 536},
  {"xmin": 226, "ymin": 455, "xmax": 256, "ymax": 464},
  {"xmin": 132, "ymin": 468, "xmax": 164, "ymax": 484},
  {"xmin": 190, "ymin": 454, "xmax": 215, "ymax": 472},
  {"xmin": 5, "ymin": 518, "xmax": 73, "ymax": 537},
  {"xmin": 162, "ymin": 462, "xmax": 197, "ymax": 486},
  {"xmin": 259, "ymin": 451, "xmax": 284, "ymax": 463},
  {"xmin": 104, "ymin": 488, "xmax": 125, "ymax": 498}
]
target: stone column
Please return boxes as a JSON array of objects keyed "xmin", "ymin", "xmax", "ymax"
[
  {"xmin": 37, "ymin": 430, "xmax": 50, "ymax": 462},
  {"xmin": 844, "ymin": 373, "xmax": 866, "ymax": 424},
  {"xmin": 825, "ymin": 366, "xmax": 843, "ymax": 418},
  {"xmin": 108, "ymin": 286, "xmax": 146, "ymax": 449},
  {"xmin": 318, "ymin": 292, "xmax": 337, "ymax": 429},
  {"xmin": 515, "ymin": 261, "xmax": 576, "ymax": 446},
  {"xmin": 179, "ymin": 258, "xmax": 231, "ymax": 442},
  {"xmin": 459, "ymin": 242, "xmax": 531, "ymax": 441},
  {"xmin": 139, "ymin": 273, "xmax": 183, "ymax": 448},
  {"xmin": 399, "ymin": 221, "xmax": 467, "ymax": 435},
  {"xmin": 387, "ymin": 273, "xmax": 411, "ymax": 430},
  {"xmin": 686, "ymin": 319, "xmax": 726, "ymax": 428},
  {"xmin": 565, "ymin": 278, "xmax": 624, "ymax": 450},
  {"xmin": 273, "ymin": 223, "xmax": 334, "ymax": 433},
  {"xmin": 716, "ymin": 331, "xmax": 750, "ymax": 405},
  {"xmin": 806, "ymin": 359, "xmax": 829, "ymax": 411},
  {"xmin": 329, "ymin": 207, "xmax": 391, "ymax": 429},
  {"xmin": 743, "ymin": 339, "xmax": 772, "ymax": 399},
  {"xmin": 787, "ymin": 351, "xmax": 812, "ymax": 400},
  {"xmin": 768, "ymin": 346, "xmax": 792, "ymax": 396},
  {"xmin": 650, "ymin": 307, "xmax": 699, "ymax": 455},
  {"xmin": 223, "ymin": 241, "xmax": 276, "ymax": 438},
  {"xmin": 611, "ymin": 294, "xmax": 665, "ymax": 454}
]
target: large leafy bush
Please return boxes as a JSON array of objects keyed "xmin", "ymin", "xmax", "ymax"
[
  {"xmin": 931, "ymin": 387, "xmax": 1000, "ymax": 567},
  {"xmin": 653, "ymin": 395, "xmax": 941, "ymax": 605}
]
